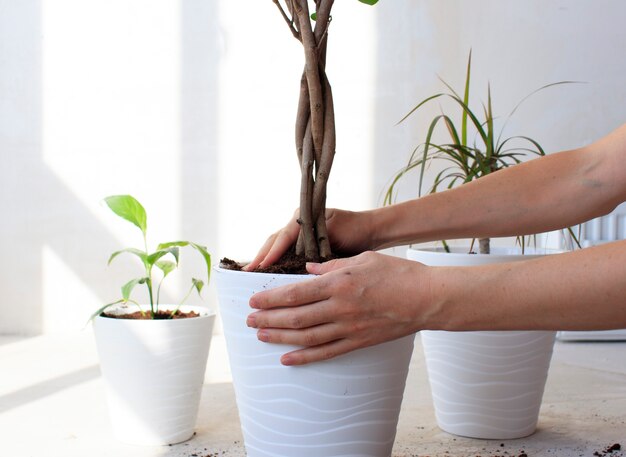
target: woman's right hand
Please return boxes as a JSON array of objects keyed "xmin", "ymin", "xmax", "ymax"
[{"xmin": 243, "ymin": 208, "xmax": 377, "ymax": 271}]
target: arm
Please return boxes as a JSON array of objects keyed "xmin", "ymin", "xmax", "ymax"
[
  {"xmin": 372, "ymin": 124, "xmax": 626, "ymax": 249},
  {"xmin": 248, "ymin": 241, "xmax": 626, "ymax": 365},
  {"xmin": 246, "ymin": 124, "xmax": 626, "ymax": 365},
  {"xmin": 246, "ymin": 124, "xmax": 626, "ymax": 268},
  {"xmin": 429, "ymin": 240, "xmax": 626, "ymax": 331}
]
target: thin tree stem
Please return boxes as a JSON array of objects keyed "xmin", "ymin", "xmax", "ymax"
[{"xmin": 272, "ymin": 0, "xmax": 301, "ymax": 40}]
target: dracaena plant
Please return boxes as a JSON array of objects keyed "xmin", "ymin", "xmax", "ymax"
[
  {"xmin": 89, "ymin": 195, "xmax": 211, "ymax": 321},
  {"xmin": 384, "ymin": 51, "xmax": 580, "ymax": 254},
  {"xmin": 272, "ymin": 0, "xmax": 379, "ymax": 262}
]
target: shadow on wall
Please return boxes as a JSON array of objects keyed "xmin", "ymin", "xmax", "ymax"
[{"xmin": 0, "ymin": 1, "xmax": 220, "ymax": 335}]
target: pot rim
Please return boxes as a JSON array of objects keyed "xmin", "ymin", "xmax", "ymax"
[
  {"xmin": 408, "ymin": 245, "xmax": 565, "ymax": 257},
  {"xmin": 214, "ymin": 264, "xmax": 313, "ymax": 279},
  {"xmin": 95, "ymin": 303, "xmax": 215, "ymax": 321}
]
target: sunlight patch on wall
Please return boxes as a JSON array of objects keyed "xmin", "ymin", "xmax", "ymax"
[{"xmin": 41, "ymin": 0, "xmax": 183, "ymax": 242}]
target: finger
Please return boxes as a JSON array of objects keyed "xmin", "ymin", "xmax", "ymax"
[
  {"xmin": 256, "ymin": 323, "xmax": 343, "ymax": 347},
  {"xmin": 280, "ymin": 338, "xmax": 359, "ymax": 366},
  {"xmin": 306, "ymin": 255, "xmax": 358, "ymax": 275},
  {"xmin": 243, "ymin": 233, "xmax": 278, "ymax": 271},
  {"xmin": 249, "ymin": 276, "xmax": 329, "ymax": 310},
  {"xmin": 247, "ymin": 299, "xmax": 332, "ymax": 329},
  {"xmin": 259, "ymin": 223, "xmax": 300, "ymax": 268}
]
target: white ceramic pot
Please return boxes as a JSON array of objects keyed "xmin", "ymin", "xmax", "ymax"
[
  {"xmin": 407, "ymin": 246, "xmax": 558, "ymax": 439},
  {"xmin": 216, "ymin": 267, "xmax": 414, "ymax": 457},
  {"xmin": 93, "ymin": 304, "xmax": 216, "ymax": 445}
]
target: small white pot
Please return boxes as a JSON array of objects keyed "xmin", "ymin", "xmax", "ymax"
[
  {"xmin": 407, "ymin": 246, "xmax": 558, "ymax": 439},
  {"xmin": 216, "ymin": 267, "xmax": 414, "ymax": 457},
  {"xmin": 93, "ymin": 304, "xmax": 216, "ymax": 445}
]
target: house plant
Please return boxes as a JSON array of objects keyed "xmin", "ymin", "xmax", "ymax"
[
  {"xmin": 384, "ymin": 52, "xmax": 576, "ymax": 439},
  {"xmin": 216, "ymin": 2, "xmax": 415, "ymax": 456},
  {"xmin": 91, "ymin": 195, "xmax": 216, "ymax": 445}
]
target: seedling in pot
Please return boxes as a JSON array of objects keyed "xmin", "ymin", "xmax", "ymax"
[{"xmin": 88, "ymin": 194, "xmax": 211, "ymax": 321}]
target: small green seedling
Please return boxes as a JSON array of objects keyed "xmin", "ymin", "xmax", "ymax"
[{"xmin": 89, "ymin": 195, "xmax": 211, "ymax": 321}]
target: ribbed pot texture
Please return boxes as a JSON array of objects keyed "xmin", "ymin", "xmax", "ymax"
[
  {"xmin": 93, "ymin": 305, "xmax": 215, "ymax": 445},
  {"xmin": 216, "ymin": 267, "xmax": 415, "ymax": 457},
  {"xmin": 407, "ymin": 247, "xmax": 557, "ymax": 439}
]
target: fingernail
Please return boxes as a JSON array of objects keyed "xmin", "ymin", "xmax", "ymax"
[
  {"xmin": 246, "ymin": 314, "xmax": 257, "ymax": 328},
  {"xmin": 257, "ymin": 330, "xmax": 269, "ymax": 342},
  {"xmin": 281, "ymin": 354, "xmax": 294, "ymax": 366},
  {"xmin": 249, "ymin": 297, "xmax": 259, "ymax": 309},
  {"xmin": 306, "ymin": 262, "xmax": 320, "ymax": 273}
]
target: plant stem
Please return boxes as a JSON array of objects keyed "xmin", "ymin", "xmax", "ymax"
[
  {"xmin": 142, "ymin": 233, "xmax": 156, "ymax": 317},
  {"xmin": 156, "ymin": 278, "xmax": 164, "ymax": 308},
  {"xmin": 169, "ymin": 284, "xmax": 196, "ymax": 318}
]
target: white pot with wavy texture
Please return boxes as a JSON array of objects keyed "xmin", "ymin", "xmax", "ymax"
[
  {"xmin": 93, "ymin": 305, "xmax": 216, "ymax": 445},
  {"xmin": 216, "ymin": 266, "xmax": 414, "ymax": 457},
  {"xmin": 407, "ymin": 246, "xmax": 558, "ymax": 439}
]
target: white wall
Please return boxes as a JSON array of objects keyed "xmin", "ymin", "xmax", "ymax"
[{"xmin": 1, "ymin": 0, "xmax": 625, "ymax": 334}]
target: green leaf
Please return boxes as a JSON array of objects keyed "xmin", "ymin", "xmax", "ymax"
[
  {"xmin": 86, "ymin": 299, "xmax": 125, "ymax": 324},
  {"xmin": 485, "ymin": 83, "xmax": 494, "ymax": 163},
  {"xmin": 397, "ymin": 93, "xmax": 446, "ymax": 125},
  {"xmin": 157, "ymin": 241, "xmax": 189, "ymax": 250},
  {"xmin": 147, "ymin": 247, "xmax": 180, "ymax": 267},
  {"xmin": 311, "ymin": 11, "xmax": 317, "ymax": 20},
  {"xmin": 121, "ymin": 277, "xmax": 148, "ymax": 301},
  {"xmin": 462, "ymin": 50, "xmax": 472, "ymax": 147},
  {"xmin": 190, "ymin": 243, "xmax": 212, "ymax": 284},
  {"xmin": 358, "ymin": 0, "xmax": 379, "ymax": 4},
  {"xmin": 155, "ymin": 260, "xmax": 176, "ymax": 277},
  {"xmin": 108, "ymin": 247, "xmax": 148, "ymax": 267},
  {"xmin": 104, "ymin": 195, "xmax": 147, "ymax": 236},
  {"xmin": 192, "ymin": 278, "xmax": 204, "ymax": 295},
  {"xmin": 157, "ymin": 241, "xmax": 211, "ymax": 283}
]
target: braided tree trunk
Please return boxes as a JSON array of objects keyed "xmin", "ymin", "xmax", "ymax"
[{"xmin": 273, "ymin": 0, "xmax": 336, "ymax": 262}]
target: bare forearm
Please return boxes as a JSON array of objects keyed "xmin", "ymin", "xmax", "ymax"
[
  {"xmin": 426, "ymin": 240, "xmax": 626, "ymax": 331},
  {"xmin": 371, "ymin": 125, "xmax": 626, "ymax": 249}
]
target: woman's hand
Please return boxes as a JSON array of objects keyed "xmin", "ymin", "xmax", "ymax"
[
  {"xmin": 246, "ymin": 251, "xmax": 433, "ymax": 365},
  {"xmin": 243, "ymin": 208, "xmax": 378, "ymax": 271}
]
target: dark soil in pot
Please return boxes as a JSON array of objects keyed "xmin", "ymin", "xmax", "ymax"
[
  {"xmin": 101, "ymin": 310, "xmax": 200, "ymax": 320},
  {"xmin": 221, "ymin": 246, "xmax": 337, "ymax": 275}
]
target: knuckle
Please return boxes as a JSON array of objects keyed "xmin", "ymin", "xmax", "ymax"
[
  {"xmin": 289, "ymin": 314, "xmax": 304, "ymax": 329},
  {"xmin": 360, "ymin": 250, "xmax": 376, "ymax": 261},
  {"xmin": 321, "ymin": 346, "xmax": 336, "ymax": 361},
  {"xmin": 284, "ymin": 285, "xmax": 299, "ymax": 304},
  {"xmin": 303, "ymin": 329, "xmax": 317, "ymax": 346},
  {"xmin": 350, "ymin": 320, "xmax": 364, "ymax": 334}
]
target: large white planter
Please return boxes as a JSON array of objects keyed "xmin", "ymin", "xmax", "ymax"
[
  {"xmin": 407, "ymin": 246, "xmax": 558, "ymax": 439},
  {"xmin": 93, "ymin": 304, "xmax": 216, "ymax": 445},
  {"xmin": 216, "ymin": 267, "xmax": 414, "ymax": 457}
]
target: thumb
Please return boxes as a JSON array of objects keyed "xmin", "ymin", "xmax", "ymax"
[{"xmin": 306, "ymin": 257, "xmax": 354, "ymax": 275}]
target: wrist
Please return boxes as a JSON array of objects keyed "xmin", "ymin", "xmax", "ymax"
[
  {"xmin": 367, "ymin": 206, "xmax": 399, "ymax": 250},
  {"xmin": 419, "ymin": 265, "xmax": 452, "ymax": 331}
]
